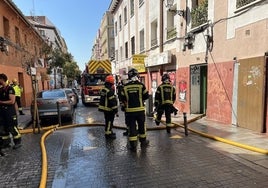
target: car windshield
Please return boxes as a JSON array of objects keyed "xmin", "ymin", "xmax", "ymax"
[{"xmin": 38, "ymin": 90, "xmax": 66, "ymax": 99}]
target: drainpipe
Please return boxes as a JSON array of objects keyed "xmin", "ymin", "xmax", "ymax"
[
  {"xmin": 160, "ymin": 0, "xmax": 164, "ymax": 53},
  {"xmin": 160, "ymin": 0, "xmax": 164, "ymax": 75}
]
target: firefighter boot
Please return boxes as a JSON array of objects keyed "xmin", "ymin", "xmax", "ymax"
[
  {"xmin": 123, "ymin": 129, "xmax": 128, "ymax": 136},
  {"xmin": 19, "ymin": 111, "xmax": 25, "ymax": 115},
  {"xmin": 166, "ymin": 126, "xmax": 171, "ymax": 134},
  {"xmin": 13, "ymin": 137, "xmax": 22, "ymax": 149},
  {"xmin": 140, "ymin": 138, "xmax": 149, "ymax": 148},
  {"xmin": 105, "ymin": 132, "xmax": 116, "ymax": 139},
  {"xmin": 129, "ymin": 141, "xmax": 137, "ymax": 152}
]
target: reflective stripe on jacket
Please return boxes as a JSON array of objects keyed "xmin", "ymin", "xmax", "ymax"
[
  {"xmin": 154, "ymin": 83, "xmax": 176, "ymax": 107},
  {"xmin": 98, "ymin": 87, "xmax": 118, "ymax": 112},
  {"xmin": 121, "ymin": 81, "xmax": 149, "ymax": 113}
]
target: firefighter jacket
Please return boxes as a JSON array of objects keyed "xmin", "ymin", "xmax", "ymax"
[
  {"xmin": 12, "ymin": 84, "xmax": 23, "ymax": 97},
  {"xmin": 98, "ymin": 84, "xmax": 118, "ymax": 113},
  {"xmin": 0, "ymin": 85, "xmax": 16, "ymax": 115},
  {"xmin": 121, "ymin": 80, "xmax": 149, "ymax": 113},
  {"xmin": 154, "ymin": 82, "xmax": 176, "ymax": 107}
]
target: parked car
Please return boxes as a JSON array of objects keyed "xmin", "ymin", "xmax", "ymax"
[
  {"xmin": 72, "ymin": 88, "xmax": 79, "ymax": 103},
  {"xmin": 63, "ymin": 88, "xmax": 79, "ymax": 108},
  {"xmin": 31, "ymin": 89, "xmax": 74, "ymax": 122}
]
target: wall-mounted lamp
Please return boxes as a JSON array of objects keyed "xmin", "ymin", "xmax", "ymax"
[{"xmin": 165, "ymin": 0, "xmax": 185, "ymax": 17}]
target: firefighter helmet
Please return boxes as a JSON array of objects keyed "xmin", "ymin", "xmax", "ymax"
[
  {"xmin": 128, "ymin": 68, "xmax": 139, "ymax": 79},
  {"xmin": 105, "ymin": 75, "xmax": 115, "ymax": 84},
  {"xmin": 161, "ymin": 73, "xmax": 170, "ymax": 82}
]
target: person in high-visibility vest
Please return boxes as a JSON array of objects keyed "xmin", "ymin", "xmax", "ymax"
[
  {"xmin": 11, "ymin": 79, "xmax": 24, "ymax": 115},
  {"xmin": 121, "ymin": 68, "xmax": 149, "ymax": 151},
  {"xmin": 98, "ymin": 75, "xmax": 118, "ymax": 139},
  {"xmin": 154, "ymin": 73, "xmax": 176, "ymax": 133},
  {"xmin": 0, "ymin": 74, "xmax": 22, "ymax": 150}
]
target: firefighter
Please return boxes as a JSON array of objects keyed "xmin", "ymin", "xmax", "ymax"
[
  {"xmin": 98, "ymin": 75, "xmax": 118, "ymax": 139},
  {"xmin": 154, "ymin": 73, "xmax": 176, "ymax": 133},
  {"xmin": 121, "ymin": 68, "xmax": 149, "ymax": 151},
  {"xmin": 117, "ymin": 75, "xmax": 129, "ymax": 136},
  {"xmin": 0, "ymin": 73, "xmax": 22, "ymax": 150},
  {"xmin": 11, "ymin": 78, "xmax": 24, "ymax": 115}
]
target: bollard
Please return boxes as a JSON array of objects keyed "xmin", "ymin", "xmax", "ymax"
[
  {"xmin": 56, "ymin": 102, "xmax": 62, "ymax": 127},
  {"xmin": 183, "ymin": 112, "xmax": 188, "ymax": 136}
]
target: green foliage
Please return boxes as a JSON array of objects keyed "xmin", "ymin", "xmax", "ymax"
[
  {"xmin": 191, "ymin": 0, "xmax": 208, "ymax": 28},
  {"xmin": 63, "ymin": 61, "xmax": 81, "ymax": 81}
]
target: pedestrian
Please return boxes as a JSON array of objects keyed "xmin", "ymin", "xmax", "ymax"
[
  {"xmin": 0, "ymin": 73, "xmax": 22, "ymax": 149},
  {"xmin": 117, "ymin": 75, "xmax": 129, "ymax": 136},
  {"xmin": 98, "ymin": 75, "xmax": 118, "ymax": 139},
  {"xmin": 154, "ymin": 73, "xmax": 176, "ymax": 133},
  {"xmin": 11, "ymin": 78, "xmax": 25, "ymax": 115},
  {"xmin": 121, "ymin": 68, "xmax": 149, "ymax": 151}
]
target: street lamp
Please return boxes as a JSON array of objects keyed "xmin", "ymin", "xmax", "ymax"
[{"xmin": 165, "ymin": 0, "xmax": 185, "ymax": 17}]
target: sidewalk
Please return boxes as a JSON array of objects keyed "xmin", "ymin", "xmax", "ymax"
[{"xmin": 17, "ymin": 107, "xmax": 32, "ymax": 129}]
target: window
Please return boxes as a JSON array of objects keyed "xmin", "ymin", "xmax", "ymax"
[
  {"xmin": 139, "ymin": 29, "xmax": 145, "ymax": 52},
  {"xmin": 24, "ymin": 34, "xmax": 27, "ymax": 45},
  {"xmin": 15, "ymin": 27, "xmax": 20, "ymax": 44},
  {"xmin": 139, "ymin": 0, "xmax": 144, "ymax": 7},
  {"xmin": 120, "ymin": 46, "xmax": 123, "ymax": 60},
  {"xmin": 3, "ymin": 17, "xmax": 10, "ymax": 38},
  {"xmin": 131, "ymin": 36, "xmax": 135, "ymax": 55},
  {"xmin": 124, "ymin": 6, "xmax": 127, "ymax": 24},
  {"xmin": 166, "ymin": 11, "xmax": 176, "ymax": 40},
  {"xmin": 119, "ymin": 15, "xmax": 122, "ymax": 30},
  {"xmin": 151, "ymin": 21, "xmax": 158, "ymax": 47},
  {"xmin": 130, "ymin": 0, "xmax": 134, "ymax": 17},
  {"xmin": 115, "ymin": 21, "xmax": 117, "ymax": 36},
  {"xmin": 115, "ymin": 50, "xmax": 118, "ymax": 61},
  {"xmin": 40, "ymin": 29, "xmax": 45, "ymax": 37},
  {"xmin": 125, "ymin": 42, "xmax": 128, "ymax": 58}
]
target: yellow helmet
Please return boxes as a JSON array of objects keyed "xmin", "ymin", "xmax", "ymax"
[{"xmin": 12, "ymin": 78, "xmax": 18, "ymax": 83}]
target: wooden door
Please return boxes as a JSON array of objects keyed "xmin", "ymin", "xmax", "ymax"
[{"xmin": 237, "ymin": 57, "xmax": 265, "ymax": 132}]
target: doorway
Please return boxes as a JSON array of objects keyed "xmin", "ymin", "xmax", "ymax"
[{"xmin": 190, "ymin": 64, "xmax": 207, "ymax": 114}]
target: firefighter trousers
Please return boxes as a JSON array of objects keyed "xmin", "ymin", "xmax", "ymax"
[
  {"xmin": 104, "ymin": 111, "xmax": 115, "ymax": 135},
  {"xmin": 127, "ymin": 111, "xmax": 147, "ymax": 143},
  {"xmin": 156, "ymin": 104, "xmax": 173, "ymax": 127},
  {"xmin": 0, "ymin": 107, "xmax": 22, "ymax": 147}
]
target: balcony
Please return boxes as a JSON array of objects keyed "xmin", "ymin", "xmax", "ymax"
[
  {"xmin": 151, "ymin": 38, "xmax": 158, "ymax": 47},
  {"xmin": 236, "ymin": 0, "xmax": 257, "ymax": 9},
  {"xmin": 167, "ymin": 27, "xmax": 177, "ymax": 40},
  {"xmin": 191, "ymin": 0, "xmax": 208, "ymax": 28}
]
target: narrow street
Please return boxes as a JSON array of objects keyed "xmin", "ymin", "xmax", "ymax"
[{"xmin": 1, "ymin": 101, "xmax": 267, "ymax": 187}]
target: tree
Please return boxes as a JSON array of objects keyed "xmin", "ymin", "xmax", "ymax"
[{"xmin": 63, "ymin": 61, "xmax": 81, "ymax": 84}]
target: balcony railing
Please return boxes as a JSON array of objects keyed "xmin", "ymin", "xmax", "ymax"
[
  {"xmin": 236, "ymin": 0, "xmax": 257, "ymax": 9},
  {"xmin": 140, "ymin": 44, "xmax": 145, "ymax": 52},
  {"xmin": 167, "ymin": 27, "xmax": 177, "ymax": 40},
  {"xmin": 191, "ymin": 0, "xmax": 208, "ymax": 28},
  {"xmin": 151, "ymin": 38, "xmax": 158, "ymax": 47}
]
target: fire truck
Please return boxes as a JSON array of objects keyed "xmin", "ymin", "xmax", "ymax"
[{"xmin": 81, "ymin": 59, "xmax": 112, "ymax": 106}]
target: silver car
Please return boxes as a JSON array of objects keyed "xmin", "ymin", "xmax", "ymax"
[{"xmin": 31, "ymin": 89, "xmax": 74, "ymax": 122}]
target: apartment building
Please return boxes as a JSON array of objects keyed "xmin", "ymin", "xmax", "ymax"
[
  {"xmin": 0, "ymin": 0, "xmax": 49, "ymax": 106},
  {"xmin": 26, "ymin": 16, "xmax": 68, "ymax": 89},
  {"xmin": 107, "ymin": 0, "xmax": 268, "ymax": 133},
  {"xmin": 100, "ymin": 11, "xmax": 115, "ymax": 61}
]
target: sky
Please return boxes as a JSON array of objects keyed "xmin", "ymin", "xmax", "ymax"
[{"xmin": 12, "ymin": 0, "xmax": 112, "ymax": 71}]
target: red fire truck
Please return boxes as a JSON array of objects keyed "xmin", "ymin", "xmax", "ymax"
[{"xmin": 81, "ymin": 59, "xmax": 112, "ymax": 106}]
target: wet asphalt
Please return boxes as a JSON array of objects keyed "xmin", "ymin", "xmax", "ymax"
[{"xmin": 1, "ymin": 103, "xmax": 268, "ymax": 187}]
